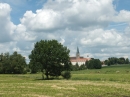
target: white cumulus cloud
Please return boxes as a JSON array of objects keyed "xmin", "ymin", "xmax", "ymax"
[
  {"xmin": 0, "ymin": 3, "xmax": 16, "ymax": 42},
  {"xmin": 1, "ymin": 0, "xmax": 130, "ymax": 61}
]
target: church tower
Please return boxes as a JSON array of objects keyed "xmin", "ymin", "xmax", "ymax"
[{"xmin": 76, "ymin": 47, "xmax": 80, "ymax": 59}]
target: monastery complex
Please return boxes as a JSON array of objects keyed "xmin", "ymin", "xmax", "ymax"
[{"xmin": 70, "ymin": 47, "xmax": 91, "ymax": 66}]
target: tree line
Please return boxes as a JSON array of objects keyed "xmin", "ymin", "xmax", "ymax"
[
  {"xmin": 0, "ymin": 51, "xmax": 27, "ymax": 74},
  {"xmin": 71, "ymin": 58, "xmax": 102, "ymax": 71},
  {"xmin": 1, "ymin": 39, "xmax": 128, "ymax": 80},
  {"xmin": 104, "ymin": 57, "xmax": 129, "ymax": 66},
  {"xmin": 0, "ymin": 40, "xmax": 102, "ymax": 79}
]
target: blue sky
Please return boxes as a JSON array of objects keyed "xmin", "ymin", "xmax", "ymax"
[
  {"xmin": 3, "ymin": 0, "xmax": 130, "ymax": 24},
  {"xmin": 1, "ymin": 0, "xmax": 130, "ymax": 62},
  {"xmin": 114, "ymin": 0, "xmax": 130, "ymax": 11},
  {"xmin": 109, "ymin": 0, "xmax": 130, "ymax": 31},
  {"xmin": 0, "ymin": 0, "xmax": 47, "ymax": 24}
]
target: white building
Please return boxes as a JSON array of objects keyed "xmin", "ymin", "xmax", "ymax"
[{"xmin": 70, "ymin": 47, "xmax": 91, "ymax": 66}]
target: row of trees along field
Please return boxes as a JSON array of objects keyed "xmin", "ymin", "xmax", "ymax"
[
  {"xmin": 0, "ymin": 39, "xmax": 103, "ymax": 79},
  {"xmin": 3, "ymin": 40, "xmax": 126, "ymax": 79},
  {"xmin": 104, "ymin": 57, "xmax": 130, "ymax": 66},
  {"xmin": 0, "ymin": 51, "xmax": 27, "ymax": 74},
  {"xmin": 71, "ymin": 58, "xmax": 102, "ymax": 71}
]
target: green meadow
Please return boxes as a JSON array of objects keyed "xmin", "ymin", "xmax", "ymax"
[{"xmin": 0, "ymin": 65, "xmax": 130, "ymax": 97}]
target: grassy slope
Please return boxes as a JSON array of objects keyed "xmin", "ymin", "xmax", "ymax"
[{"xmin": 0, "ymin": 65, "xmax": 130, "ymax": 97}]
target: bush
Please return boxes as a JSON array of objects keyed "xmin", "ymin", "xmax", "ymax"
[
  {"xmin": 22, "ymin": 70, "xmax": 27, "ymax": 74},
  {"xmin": 61, "ymin": 71, "xmax": 71, "ymax": 80}
]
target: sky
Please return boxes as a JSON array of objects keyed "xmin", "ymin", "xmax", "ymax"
[{"xmin": 0, "ymin": 0, "xmax": 130, "ymax": 63}]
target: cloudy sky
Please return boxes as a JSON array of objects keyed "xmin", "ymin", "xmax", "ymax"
[{"xmin": 0, "ymin": 0, "xmax": 130, "ymax": 62}]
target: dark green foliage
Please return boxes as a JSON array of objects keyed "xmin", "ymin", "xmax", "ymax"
[
  {"xmin": 105, "ymin": 57, "xmax": 130, "ymax": 66},
  {"xmin": 10, "ymin": 52, "xmax": 27, "ymax": 74},
  {"xmin": 71, "ymin": 63, "xmax": 79, "ymax": 71},
  {"xmin": 29, "ymin": 40, "xmax": 71, "ymax": 79},
  {"xmin": 118, "ymin": 57, "xmax": 125, "ymax": 64},
  {"xmin": 104, "ymin": 60, "xmax": 110, "ymax": 66},
  {"xmin": 87, "ymin": 59, "xmax": 102, "ymax": 69},
  {"xmin": 0, "ymin": 52, "xmax": 27, "ymax": 74},
  {"xmin": 25, "ymin": 65, "xmax": 30, "ymax": 72},
  {"xmin": 71, "ymin": 63, "xmax": 87, "ymax": 71},
  {"xmin": 85, "ymin": 61, "xmax": 89, "ymax": 67},
  {"xmin": 125, "ymin": 58, "xmax": 129, "ymax": 64},
  {"xmin": 61, "ymin": 71, "xmax": 71, "ymax": 79},
  {"xmin": 29, "ymin": 61, "xmax": 40, "ymax": 73},
  {"xmin": 94, "ymin": 59, "xmax": 102, "ymax": 69},
  {"xmin": 79, "ymin": 64, "xmax": 86, "ymax": 70},
  {"xmin": 87, "ymin": 60, "xmax": 94, "ymax": 69}
]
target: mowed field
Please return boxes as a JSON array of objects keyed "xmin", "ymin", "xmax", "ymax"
[{"xmin": 0, "ymin": 65, "xmax": 130, "ymax": 97}]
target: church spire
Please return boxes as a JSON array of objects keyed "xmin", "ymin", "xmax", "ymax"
[
  {"xmin": 76, "ymin": 47, "xmax": 80, "ymax": 59},
  {"xmin": 77, "ymin": 47, "xmax": 79, "ymax": 53}
]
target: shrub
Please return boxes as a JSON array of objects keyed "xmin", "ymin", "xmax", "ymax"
[{"xmin": 61, "ymin": 71, "xmax": 71, "ymax": 80}]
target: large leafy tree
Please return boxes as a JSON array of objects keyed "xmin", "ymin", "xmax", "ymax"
[{"xmin": 29, "ymin": 40, "xmax": 71, "ymax": 79}]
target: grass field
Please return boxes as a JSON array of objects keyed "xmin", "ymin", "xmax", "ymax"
[{"xmin": 0, "ymin": 65, "xmax": 130, "ymax": 97}]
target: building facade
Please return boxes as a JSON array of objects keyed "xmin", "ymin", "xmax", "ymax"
[{"xmin": 70, "ymin": 47, "xmax": 91, "ymax": 66}]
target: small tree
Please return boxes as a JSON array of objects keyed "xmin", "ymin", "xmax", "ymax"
[
  {"xmin": 10, "ymin": 51, "xmax": 27, "ymax": 74},
  {"xmin": 94, "ymin": 59, "xmax": 102, "ymax": 69},
  {"xmin": 87, "ymin": 59, "xmax": 94, "ymax": 69},
  {"xmin": 87, "ymin": 59, "xmax": 102, "ymax": 69}
]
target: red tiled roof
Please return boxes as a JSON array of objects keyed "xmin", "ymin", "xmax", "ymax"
[
  {"xmin": 70, "ymin": 58, "xmax": 91, "ymax": 62},
  {"xmin": 70, "ymin": 57, "xmax": 84, "ymax": 59}
]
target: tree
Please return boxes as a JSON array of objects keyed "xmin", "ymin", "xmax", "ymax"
[
  {"xmin": 118, "ymin": 57, "xmax": 125, "ymax": 64},
  {"xmin": 2, "ymin": 52, "xmax": 11, "ymax": 73},
  {"xmin": 29, "ymin": 61, "xmax": 41, "ymax": 73},
  {"xmin": 87, "ymin": 59, "xmax": 102, "ymax": 69},
  {"xmin": 10, "ymin": 51, "xmax": 27, "ymax": 74},
  {"xmin": 94, "ymin": 59, "xmax": 102, "ymax": 69},
  {"xmin": 85, "ymin": 60, "xmax": 89, "ymax": 68},
  {"xmin": 125, "ymin": 58, "xmax": 129, "ymax": 64},
  {"xmin": 29, "ymin": 40, "xmax": 71, "ymax": 79},
  {"xmin": 87, "ymin": 59, "xmax": 94, "ymax": 69}
]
